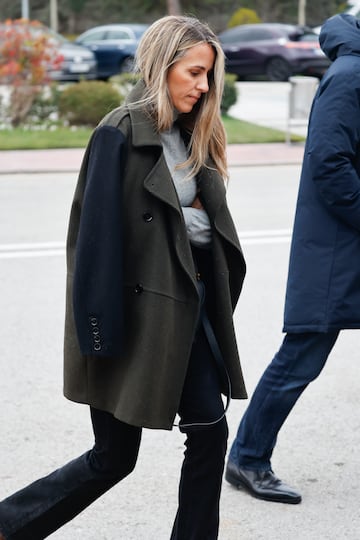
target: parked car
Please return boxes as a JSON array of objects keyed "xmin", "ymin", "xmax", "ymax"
[
  {"xmin": 45, "ymin": 28, "xmax": 98, "ymax": 81},
  {"xmin": 218, "ymin": 23, "xmax": 331, "ymax": 81},
  {"xmin": 0, "ymin": 21, "xmax": 97, "ymax": 82},
  {"xmin": 75, "ymin": 23, "xmax": 149, "ymax": 80}
]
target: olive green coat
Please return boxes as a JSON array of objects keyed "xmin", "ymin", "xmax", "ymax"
[{"xmin": 63, "ymin": 83, "xmax": 247, "ymax": 430}]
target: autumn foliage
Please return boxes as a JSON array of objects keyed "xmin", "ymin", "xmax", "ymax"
[{"xmin": 0, "ymin": 18, "xmax": 64, "ymax": 126}]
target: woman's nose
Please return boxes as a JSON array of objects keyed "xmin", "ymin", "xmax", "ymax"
[{"xmin": 196, "ymin": 74, "xmax": 209, "ymax": 93}]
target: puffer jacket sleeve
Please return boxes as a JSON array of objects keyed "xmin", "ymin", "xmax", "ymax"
[
  {"xmin": 306, "ymin": 66, "xmax": 360, "ymax": 232},
  {"xmin": 72, "ymin": 125, "xmax": 127, "ymax": 357}
]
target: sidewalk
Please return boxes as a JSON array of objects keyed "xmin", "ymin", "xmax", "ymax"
[
  {"xmin": 0, "ymin": 80, "xmax": 309, "ymax": 174},
  {"xmin": 0, "ymin": 143, "xmax": 304, "ymax": 174}
]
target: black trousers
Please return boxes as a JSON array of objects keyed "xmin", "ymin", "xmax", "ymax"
[{"xmin": 0, "ymin": 325, "xmax": 228, "ymax": 540}]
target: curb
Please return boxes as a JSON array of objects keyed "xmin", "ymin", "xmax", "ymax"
[{"xmin": 0, "ymin": 143, "xmax": 305, "ymax": 175}]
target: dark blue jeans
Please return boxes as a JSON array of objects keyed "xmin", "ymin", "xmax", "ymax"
[
  {"xmin": 0, "ymin": 327, "xmax": 227, "ymax": 540},
  {"xmin": 229, "ymin": 331, "xmax": 340, "ymax": 471}
]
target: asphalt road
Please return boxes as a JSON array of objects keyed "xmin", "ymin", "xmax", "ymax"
[{"xmin": 0, "ymin": 166, "xmax": 360, "ymax": 539}]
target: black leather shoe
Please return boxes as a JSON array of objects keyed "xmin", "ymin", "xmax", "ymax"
[{"xmin": 225, "ymin": 460, "xmax": 302, "ymax": 504}]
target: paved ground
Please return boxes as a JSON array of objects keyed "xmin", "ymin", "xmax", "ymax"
[
  {"xmin": 2, "ymin": 166, "xmax": 360, "ymax": 539},
  {"xmin": 229, "ymin": 81, "xmax": 316, "ymax": 139},
  {"xmin": 0, "ymin": 142, "xmax": 305, "ymax": 175},
  {"xmin": 0, "ymin": 80, "xmax": 311, "ymax": 174},
  {"xmin": 0, "ymin": 82, "xmax": 317, "ymax": 539}
]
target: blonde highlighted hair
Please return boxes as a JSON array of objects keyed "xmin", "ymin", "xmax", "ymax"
[{"xmin": 134, "ymin": 15, "xmax": 228, "ymax": 180}]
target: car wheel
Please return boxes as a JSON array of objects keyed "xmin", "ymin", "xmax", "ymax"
[
  {"xmin": 120, "ymin": 56, "xmax": 135, "ymax": 73},
  {"xmin": 265, "ymin": 57, "xmax": 291, "ymax": 81}
]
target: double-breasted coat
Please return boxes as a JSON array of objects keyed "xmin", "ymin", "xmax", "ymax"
[
  {"xmin": 63, "ymin": 82, "xmax": 247, "ymax": 430},
  {"xmin": 284, "ymin": 13, "xmax": 360, "ymax": 333}
]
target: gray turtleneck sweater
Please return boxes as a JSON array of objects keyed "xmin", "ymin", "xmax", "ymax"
[{"xmin": 160, "ymin": 123, "xmax": 211, "ymax": 247}]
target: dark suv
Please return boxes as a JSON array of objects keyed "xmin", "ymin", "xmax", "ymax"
[{"xmin": 218, "ymin": 23, "xmax": 331, "ymax": 81}]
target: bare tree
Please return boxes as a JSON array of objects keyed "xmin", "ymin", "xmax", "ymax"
[
  {"xmin": 50, "ymin": 0, "xmax": 58, "ymax": 31},
  {"xmin": 298, "ymin": 0, "xmax": 306, "ymax": 25},
  {"xmin": 21, "ymin": 0, "xmax": 29, "ymax": 18},
  {"xmin": 167, "ymin": 0, "xmax": 182, "ymax": 15}
]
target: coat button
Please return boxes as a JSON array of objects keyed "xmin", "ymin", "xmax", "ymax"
[
  {"xmin": 90, "ymin": 316, "xmax": 98, "ymax": 326},
  {"xmin": 134, "ymin": 283, "xmax": 144, "ymax": 294},
  {"xmin": 94, "ymin": 343, "xmax": 101, "ymax": 351},
  {"xmin": 142, "ymin": 212, "xmax": 153, "ymax": 222}
]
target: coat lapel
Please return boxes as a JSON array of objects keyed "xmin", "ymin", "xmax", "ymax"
[
  {"xmin": 143, "ymin": 153, "xmax": 181, "ymax": 211},
  {"xmin": 126, "ymin": 83, "xmax": 240, "ymax": 286},
  {"xmin": 145, "ymin": 155, "xmax": 198, "ymax": 291},
  {"xmin": 198, "ymin": 165, "xmax": 241, "ymax": 251},
  {"xmin": 198, "ymin": 164, "xmax": 226, "ymax": 217}
]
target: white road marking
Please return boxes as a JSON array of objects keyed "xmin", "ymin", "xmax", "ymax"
[{"xmin": 0, "ymin": 229, "xmax": 292, "ymax": 259}]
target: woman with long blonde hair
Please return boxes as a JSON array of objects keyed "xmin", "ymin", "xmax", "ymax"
[{"xmin": 0, "ymin": 15, "xmax": 246, "ymax": 539}]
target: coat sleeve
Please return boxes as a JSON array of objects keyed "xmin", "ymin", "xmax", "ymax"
[
  {"xmin": 72, "ymin": 125, "xmax": 127, "ymax": 357},
  {"xmin": 306, "ymin": 68, "xmax": 360, "ymax": 232}
]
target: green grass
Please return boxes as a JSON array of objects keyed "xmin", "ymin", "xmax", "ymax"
[
  {"xmin": 222, "ymin": 115, "xmax": 304, "ymax": 144},
  {"xmin": 0, "ymin": 127, "xmax": 92, "ymax": 150},
  {"xmin": 0, "ymin": 116, "xmax": 304, "ymax": 150}
]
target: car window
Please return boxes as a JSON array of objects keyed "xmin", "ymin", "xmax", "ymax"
[
  {"xmin": 247, "ymin": 29, "xmax": 274, "ymax": 41},
  {"xmin": 220, "ymin": 27, "xmax": 276, "ymax": 43},
  {"xmin": 220, "ymin": 28, "xmax": 253, "ymax": 43},
  {"xmin": 133, "ymin": 27, "xmax": 148, "ymax": 38},
  {"xmin": 297, "ymin": 33, "xmax": 319, "ymax": 42},
  {"xmin": 80, "ymin": 30, "xmax": 105, "ymax": 43},
  {"xmin": 106, "ymin": 29, "xmax": 132, "ymax": 40}
]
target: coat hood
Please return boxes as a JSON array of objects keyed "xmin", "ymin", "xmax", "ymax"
[{"xmin": 320, "ymin": 13, "xmax": 360, "ymax": 62}]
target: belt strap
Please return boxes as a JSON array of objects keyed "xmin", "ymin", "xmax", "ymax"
[
  {"xmin": 197, "ymin": 279, "xmax": 231, "ymax": 415},
  {"xmin": 175, "ymin": 276, "xmax": 232, "ymax": 430}
]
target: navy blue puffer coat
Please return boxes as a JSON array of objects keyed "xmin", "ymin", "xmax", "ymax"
[{"xmin": 283, "ymin": 13, "xmax": 360, "ymax": 332}]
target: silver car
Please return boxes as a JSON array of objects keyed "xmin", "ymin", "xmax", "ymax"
[
  {"xmin": 42, "ymin": 27, "xmax": 98, "ymax": 81},
  {"xmin": 0, "ymin": 21, "xmax": 97, "ymax": 82}
]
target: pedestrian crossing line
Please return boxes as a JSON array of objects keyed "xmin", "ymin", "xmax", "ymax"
[
  {"xmin": 0, "ymin": 242, "xmax": 65, "ymax": 259},
  {"xmin": 0, "ymin": 230, "xmax": 292, "ymax": 259},
  {"xmin": 239, "ymin": 229, "xmax": 292, "ymax": 245}
]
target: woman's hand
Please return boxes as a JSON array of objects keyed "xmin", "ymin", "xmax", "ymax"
[{"xmin": 191, "ymin": 196, "xmax": 203, "ymax": 210}]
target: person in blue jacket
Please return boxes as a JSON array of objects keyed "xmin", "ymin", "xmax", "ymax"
[{"xmin": 225, "ymin": 12, "xmax": 360, "ymax": 504}]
